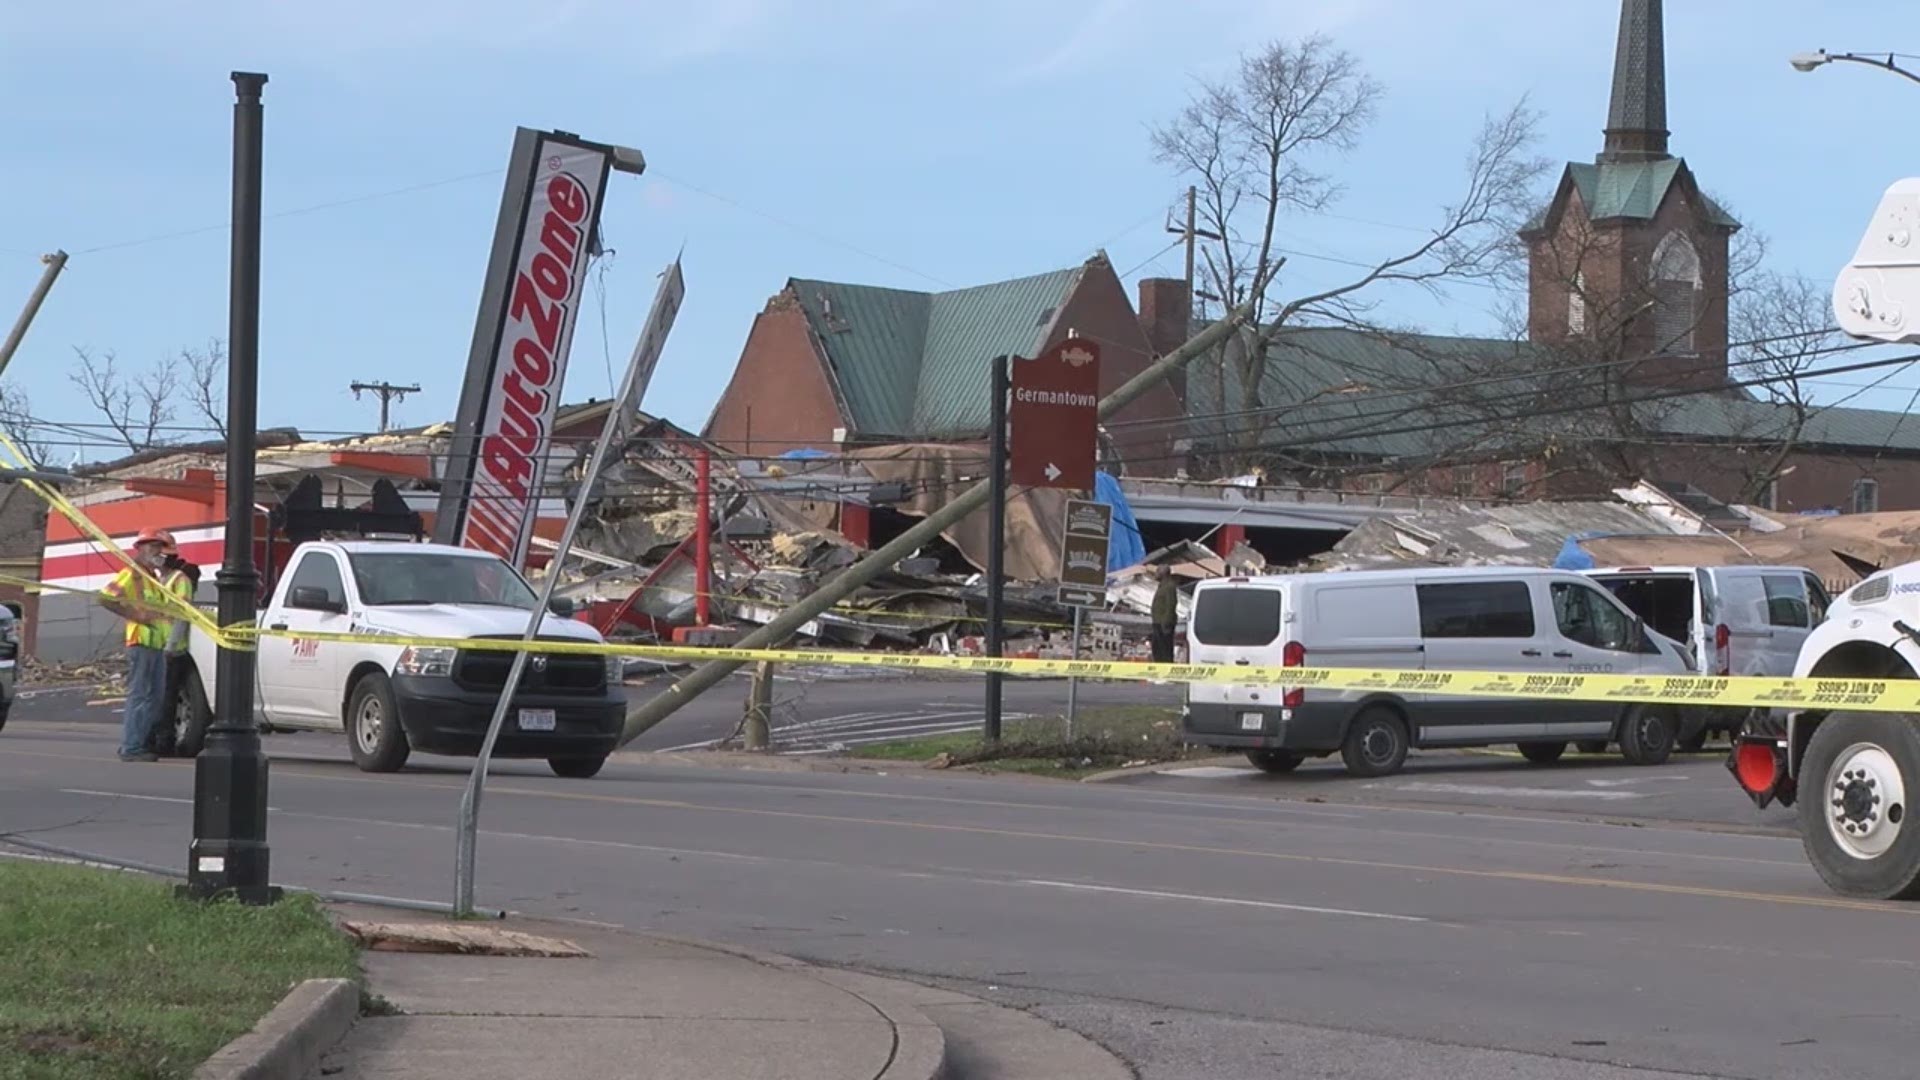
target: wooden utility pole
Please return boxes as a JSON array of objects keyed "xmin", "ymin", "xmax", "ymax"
[
  {"xmin": 351, "ymin": 380, "xmax": 422, "ymax": 433},
  {"xmin": 744, "ymin": 661, "xmax": 773, "ymax": 751},
  {"xmin": 1166, "ymin": 186, "xmax": 1228, "ymax": 415}
]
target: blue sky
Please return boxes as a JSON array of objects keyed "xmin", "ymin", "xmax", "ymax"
[{"xmin": 1, "ymin": 1, "xmax": 1913, "ymax": 461}]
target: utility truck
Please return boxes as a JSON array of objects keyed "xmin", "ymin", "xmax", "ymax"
[
  {"xmin": 171, "ymin": 538, "xmax": 626, "ymax": 778},
  {"xmin": 1729, "ymin": 178, "xmax": 1920, "ymax": 897}
]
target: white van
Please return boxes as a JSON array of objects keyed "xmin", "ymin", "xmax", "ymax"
[
  {"xmin": 1582, "ymin": 565, "xmax": 1829, "ymax": 748},
  {"xmin": 1181, "ymin": 567, "xmax": 1695, "ymax": 778}
]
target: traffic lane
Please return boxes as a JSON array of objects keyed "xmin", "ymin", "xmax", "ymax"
[
  {"xmin": 1121, "ymin": 748, "xmax": 1801, "ymax": 835},
  {"xmin": 3, "ymin": 737, "xmax": 1913, "ymax": 1079}
]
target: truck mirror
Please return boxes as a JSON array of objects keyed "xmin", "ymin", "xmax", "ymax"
[
  {"xmin": 547, "ymin": 595, "xmax": 578, "ymax": 618},
  {"xmin": 288, "ymin": 586, "xmax": 344, "ymax": 614}
]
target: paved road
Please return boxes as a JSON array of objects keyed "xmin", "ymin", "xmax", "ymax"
[
  {"xmin": 2, "ymin": 710, "xmax": 1909, "ymax": 1080},
  {"xmin": 29, "ymin": 672, "xmax": 1182, "ymax": 756}
]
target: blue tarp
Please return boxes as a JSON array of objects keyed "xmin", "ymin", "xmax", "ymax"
[
  {"xmin": 1552, "ymin": 534, "xmax": 1598, "ymax": 570},
  {"xmin": 779, "ymin": 448, "xmax": 833, "ymax": 459},
  {"xmin": 1094, "ymin": 470, "xmax": 1147, "ymax": 574}
]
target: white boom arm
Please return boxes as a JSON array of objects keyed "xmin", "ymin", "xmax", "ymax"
[{"xmin": 1835, "ymin": 178, "xmax": 1920, "ymax": 344}]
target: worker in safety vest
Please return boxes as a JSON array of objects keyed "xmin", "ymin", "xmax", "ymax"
[
  {"xmin": 99, "ymin": 527, "xmax": 175, "ymax": 762},
  {"xmin": 150, "ymin": 536, "xmax": 200, "ymax": 756}
]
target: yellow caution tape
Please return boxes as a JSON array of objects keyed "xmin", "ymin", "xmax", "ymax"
[{"xmin": 231, "ymin": 625, "xmax": 1920, "ymax": 714}]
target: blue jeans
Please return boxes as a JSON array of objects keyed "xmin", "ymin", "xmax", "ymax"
[{"xmin": 121, "ymin": 645, "xmax": 166, "ymax": 756}]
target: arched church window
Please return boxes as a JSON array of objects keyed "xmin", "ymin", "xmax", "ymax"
[{"xmin": 1651, "ymin": 232, "xmax": 1701, "ymax": 355}]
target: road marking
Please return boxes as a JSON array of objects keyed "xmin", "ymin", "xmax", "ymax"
[
  {"xmin": 1585, "ymin": 776, "xmax": 1693, "ymax": 787},
  {"xmin": 60, "ymin": 788, "xmax": 192, "ymax": 805},
  {"xmin": 1021, "ymin": 879, "xmax": 1427, "ymax": 922},
  {"xmin": 1375, "ymin": 781, "xmax": 1642, "ymax": 802},
  {"xmin": 1163, "ymin": 766, "xmax": 1259, "ymax": 779}
]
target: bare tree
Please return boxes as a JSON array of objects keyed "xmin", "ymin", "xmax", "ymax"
[
  {"xmin": 0, "ymin": 383, "xmax": 51, "ymax": 468},
  {"xmin": 182, "ymin": 339, "xmax": 227, "ymax": 438},
  {"xmin": 1152, "ymin": 35, "xmax": 1549, "ymax": 468},
  {"xmin": 69, "ymin": 346, "xmax": 178, "ymax": 453},
  {"xmin": 1716, "ymin": 270, "xmax": 1848, "ymax": 505}
]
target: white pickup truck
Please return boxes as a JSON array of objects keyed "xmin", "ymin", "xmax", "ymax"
[{"xmin": 171, "ymin": 539, "xmax": 626, "ymax": 777}]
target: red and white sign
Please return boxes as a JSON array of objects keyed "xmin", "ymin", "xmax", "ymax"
[
  {"xmin": 1009, "ymin": 338, "xmax": 1101, "ymax": 490},
  {"xmin": 456, "ymin": 134, "xmax": 613, "ymax": 567}
]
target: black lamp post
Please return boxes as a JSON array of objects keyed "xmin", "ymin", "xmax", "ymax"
[{"xmin": 186, "ymin": 71, "xmax": 277, "ymax": 905}]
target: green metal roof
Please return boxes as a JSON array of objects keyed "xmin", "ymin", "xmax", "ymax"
[
  {"xmin": 1564, "ymin": 159, "xmax": 1739, "ymax": 228},
  {"xmin": 789, "ymin": 266, "xmax": 1078, "ymax": 438},
  {"xmin": 1187, "ymin": 325, "xmax": 1920, "ymax": 462}
]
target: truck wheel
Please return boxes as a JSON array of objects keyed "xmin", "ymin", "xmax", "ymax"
[
  {"xmin": 1341, "ymin": 707, "xmax": 1409, "ymax": 778},
  {"xmin": 1619, "ymin": 705, "xmax": 1675, "ymax": 766},
  {"xmin": 173, "ymin": 670, "xmax": 213, "ymax": 758},
  {"xmin": 1245, "ymin": 749, "xmax": 1303, "ymax": 774},
  {"xmin": 347, "ymin": 673, "xmax": 410, "ymax": 773},
  {"xmin": 1575, "ymin": 740, "xmax": 1609, "ymax": 755},
  {"xmin": 0, "ymin": 704, "xmax": 8, "ymax": 734},
  {"xmin": 1677, "ymin": 730, "xmax": 1709, "ymax": 753},
  {"xmin": 1517, "ymin": 741, "xmax": 1567, "ymax": 765},
  {"xmin": 549, "ymin": 755, "xmax": 607, "ymax": 779},
  {"xmin": 1799, "ymin": 712, "xmax": 1920, "ymax": 900}
]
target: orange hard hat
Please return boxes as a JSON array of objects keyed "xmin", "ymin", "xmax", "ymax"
[{"xmin": 133, "ymin": 527, "xmax": 175, "ymax": 549}]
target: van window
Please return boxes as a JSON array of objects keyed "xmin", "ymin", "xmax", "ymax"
[
  {"xmin": 1191, "ymin": 588, "xmax": 1283, "ymax": 647},
  {"xmin": 1416, "ymin": 582, "xmax": 1535, "ymax": 638},
  {"xmin": 1804, "ymin": 574, "xmax": 1831, "ymax": 625},
  {"xmin": 1763, "ymin": 575, "xmax": 1809, "ymax": 628},
  {"xmin": 1552, "ymin": 582, "xmax": 1639, "ymax": 652}
]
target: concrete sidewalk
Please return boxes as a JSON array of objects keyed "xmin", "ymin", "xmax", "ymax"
[{"xmin": 311, "ymin": 907, "xmax": 945, "ymax": 1080}]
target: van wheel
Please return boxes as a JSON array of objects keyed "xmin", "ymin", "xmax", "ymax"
[
  {"xmin": 1341, "ymin": 707, "xmax": 1409, "ymax": 778},
  {"xmin": 347, "ymin": 673, "xmax": 410, "ymax": 773},
  {"xmin": 1800, "ymin": 712, "xmax": 1920, "ymax": 899},
  {"xmin": 1619, "ymin": 705, "xmax": 1675, "ymax": 766},
  {"xmin": 1518, "ymin": 741, "xmax": 1567, "ymax": 765},
  {"xmin": 1575, "ymin": 740, "xmax": 1609, "ymax": 755},
  {"xmin": 549, "ymin": 755, "xmax": 607, "ymax": 779},
  {"xmin": 1245, "ymin": 750, "xmax": 1303, "ymax": 774}
]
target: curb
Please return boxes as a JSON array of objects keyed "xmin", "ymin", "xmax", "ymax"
[
  {"xmin": 1079, "ymin": 754, "xmax": 1240, "ymax": 783},
  {"xmin": 193, "ymin": 978, "xmax": 358, "ymax": 1080},
  {"xmin": 532, "ymin": 920, "xmax": 948, "ymax": 1080}
]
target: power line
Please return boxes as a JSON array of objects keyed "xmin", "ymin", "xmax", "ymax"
[{"xmin": 69, "ymin": 168, "xmax": 504, "ymax": 256}]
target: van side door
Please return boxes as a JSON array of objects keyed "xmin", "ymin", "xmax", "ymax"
[
  {"xmin": 1414, "ymin": 580, "xmax": 1543, "ymax": 743},
  {"xmin": 1759, "ymin": 572, "xmax": 1816, "ymax": 675},
  {"xmin": 1545, "ymin": 580, "xmax": 1650, "ymax": 741}
]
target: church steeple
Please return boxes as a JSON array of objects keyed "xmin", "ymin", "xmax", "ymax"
[{"xmin": 1599, "ymin": 0, "xmax": 1670, "ymax": 163}]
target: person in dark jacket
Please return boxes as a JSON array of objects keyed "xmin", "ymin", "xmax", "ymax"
[
  {"xmin": 148, "ymin": 544, "xmax": 202, "ymax": 757},
  {"xmin": 1149, "ymin": 566, "xmax": 1179, "ymax": 664}
]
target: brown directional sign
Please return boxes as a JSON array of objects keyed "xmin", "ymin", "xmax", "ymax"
[
  {"xmin": 1010, "ymin": 338, "xmax": 1100, "ymax": 490},
  {"xmin": 1057, "ymin": 498, "xmax": 1112, "ymax": 608}
]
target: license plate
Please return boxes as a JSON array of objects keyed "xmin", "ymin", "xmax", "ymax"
[
  {"xmin": 518, "ymin": 708, "xmax": 557, "ymax": 732},
  {"xmin": 1240, "ymin": 712, "xmax": 1264, "ymax": 731}
]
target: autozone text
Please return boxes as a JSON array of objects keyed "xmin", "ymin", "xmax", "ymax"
[{"xmin": 466, "ymin": 169, "xmax": 593, "ymax": 559}]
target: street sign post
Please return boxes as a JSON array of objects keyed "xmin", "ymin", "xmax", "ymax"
[
  {"xmin": 1056, "ymin": 497, "xmax": 1111, "ymax": 607},
  {"xmin": 1010, "ymin": 338, "xmax": 1101, "ymax": 489}
]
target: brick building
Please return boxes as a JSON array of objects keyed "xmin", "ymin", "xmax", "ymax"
[
  {"xmin": 1183, "ymin": 0, "xmax": 1920, "ymax": 514},
  {"xmin": 702, "ymin": 253, "xmax": 1187, "ymax": 473}
]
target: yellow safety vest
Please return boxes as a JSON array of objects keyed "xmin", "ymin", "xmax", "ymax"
[
  {"xmin": 163, "ymin": 569, "xmax": 195, "ymax": 654},
  {"xmin": 105, "ymin": 566, "xmax": 168, "ymax": 650}
]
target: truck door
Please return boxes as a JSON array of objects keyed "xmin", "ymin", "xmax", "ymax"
[{"xmin": 259, "ymin": 550, "xmax": 349, "ymax": 726}]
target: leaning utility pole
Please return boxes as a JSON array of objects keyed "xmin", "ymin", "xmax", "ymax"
[
  {"xmin": 350, "ymin": 380, "xmax": 421, "ymax": 433},
  {"xmin": 618, "ymin": 291, "xmax": 1265, "ymax": 745},
  {"xmin": 0, "ymin": 250, "xmax": 69, "ymax": 378}
]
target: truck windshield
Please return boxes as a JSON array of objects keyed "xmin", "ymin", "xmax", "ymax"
[{"xmin": 348, "ymin": 552, "xmax": 539, "ymax": 609}]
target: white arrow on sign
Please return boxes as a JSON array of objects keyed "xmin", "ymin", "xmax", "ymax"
[{"xmin": 1044, "ymin": 463, "xmax": 1062, "ymax": 482}]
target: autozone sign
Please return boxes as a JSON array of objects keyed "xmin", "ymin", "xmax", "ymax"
[{"xmin": 445, "ymin": 130, "xmax": 616, "ymax": 567}]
